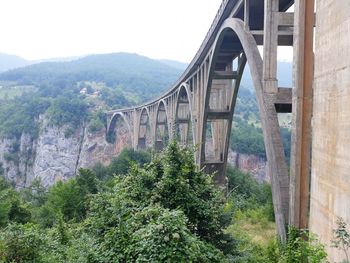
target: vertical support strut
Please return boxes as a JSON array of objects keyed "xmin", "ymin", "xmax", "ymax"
[
  {"xmin": 289, "ymin": 0, "xmax": 315, "ymax": 229},
  {"xmin": 244, "ymin": 0, "xmax": 250, "ymax": 31},
  {"xmin": 262, "ymin": 0, "xmax": 290, "ymax": 242},
  {"xmin": 263, "ymin": 0, "xmax": 279, "ymax": 93}
]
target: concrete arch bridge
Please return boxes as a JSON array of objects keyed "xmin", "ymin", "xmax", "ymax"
[{"xmin": 107, "ymin": 0, "xmax": 315, "ymax": 243}]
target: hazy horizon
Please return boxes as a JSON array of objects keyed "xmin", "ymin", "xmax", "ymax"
[{"xmin": 0, "ymin": 0, "xmax": 293, "ymax": 63}]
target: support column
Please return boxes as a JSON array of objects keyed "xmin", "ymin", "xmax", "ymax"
[
  {"xmin": 289, "ymin": 0, "xmax": 315, "ymax": 229},
  {"xmin": 263, "ymin": 0, "xmax": 279, "ymax": 93},
  {"xmin": 133, "ymin": 110, "xmax": 138, "ymax": 150}
]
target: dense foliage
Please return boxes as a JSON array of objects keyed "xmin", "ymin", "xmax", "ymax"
[
  {"xmin": 0, "ymin": 83, "xmax": 128, "ymax": 139},
  {"xmin": 231, "ymin": 117, "xmax": 266, "ymax": 158},
  {"xmin": 0, "ymin": 143, "xmax": 328, "ymax": 262},
  {"xmin": 0, "ymin": 143, "xmax": 237, "ymax": 262}
]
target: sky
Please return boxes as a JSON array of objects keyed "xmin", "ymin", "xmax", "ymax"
[{"xmin": 0, "ymin": 0, "xmax": 293, "ymax": 62}]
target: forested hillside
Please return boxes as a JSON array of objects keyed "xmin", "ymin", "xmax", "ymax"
[
  {"xmin": 0, "ymin": 53, "xmax": 182, "ymax": 100},
  {"xmin": 0, "ymin": 53, "xmax": 183, "ymax": 138},
  {"xmin": 0, "ymin": 53, "xmax": 185, "ymax": 187}
]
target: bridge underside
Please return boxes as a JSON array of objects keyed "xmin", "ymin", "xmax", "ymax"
[{"xmin": 107, "ymin": 0, "xmax": 315, "ymax": 243}]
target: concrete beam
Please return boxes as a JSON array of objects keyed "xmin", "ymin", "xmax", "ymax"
[
  {"xmin": 277, "ymin": 12, "xmax": 294, "ymax": 26},
  {"xmin": 275, "ymin": 87, "xmax": 292, "ymax": 104},
  {"xmin": 213, "ymin": 70, "xmax": 238, "ymax": 79},
  {"xmin": 176, "ymin": 118, "xmax": 190, "ymax": 124},
  {"xmin": 156, "ymin": 121, "xmax": 167, "ymax": 125},
  {"xmin": 207, "ymin": 110, "xmax": 231, "ymax": 119}
]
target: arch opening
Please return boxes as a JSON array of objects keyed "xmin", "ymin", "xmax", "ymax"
[
  {"xmin": 203, "ymin": 29, "xmax": 245, "ymax": 165},
  {"xmin": 175, "ymin": 85, "xmax": 194, "ymax": 147},
  {"xmin": 155, "ymin": 101, "xmax": 169, "ymax": 151},
  {"xmin": 138, "ymin": 108, "xmax": 152, "ymax": 149},
  {"xmin": 107, "ymin": 113, "xmax": 133, "ymax": 154}
]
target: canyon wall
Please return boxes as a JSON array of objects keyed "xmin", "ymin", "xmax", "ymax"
[
  {"xmin": 228, "ymin": 150, "xmax": 269, "ymax": 183},
  {"xmin": 0, "ymin": 118, "xmax": 131, "ymax": 188},
  {"xmin": 0, "ymin": 117, "xmax": 268, "ymax": 188}
]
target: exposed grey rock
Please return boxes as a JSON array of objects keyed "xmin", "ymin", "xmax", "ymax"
[
  {"xmin": 227, "ymin": 149, "xmax": 269, "ymax": 183},
  {"xmin": 30, "ymin": 124, "xmax": 82, "ymax": 187},
  {"xmin": 0, "ymin": 116, "xmax": 267, "ymax": 188}
]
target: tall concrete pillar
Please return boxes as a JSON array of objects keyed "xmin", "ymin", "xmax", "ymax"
[
  {"xmin": 289, "ymin": 0, "xmax": 314, "ymax": 229},
  {"xmin": 310, "ymin": 1, "xmax": 350, "ymax": 262}
]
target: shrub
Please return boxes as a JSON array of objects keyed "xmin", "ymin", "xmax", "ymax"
[
  {"xmin": 332, "ymin": 217, "xmax": 350, "ymax": 262},
  {"xmin": 280, "ymin": 226, "xmax": 328, "ymax": 263},
  {"xmin": 87, "ymin": 141, "xmax": 237, "ymax": 261},
  {"xmin": 0, "ymin": 223, "xmax": 45, "ymax": 262}
]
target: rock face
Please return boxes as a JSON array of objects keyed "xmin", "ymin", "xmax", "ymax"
[
  {"xmin": 0, "ymin": 134, "xmax": 35, "ymax": 188},
  {"xmin": 227, "ymin": 149, "xmax": 269, "ymax": 183},
  {"xmin": 30, "ymin": 125, "xmax": 84, "ymax": 187},
  {"xmin": 0, "ymin": 116, "xmax": 267, "ymax": 188},
  {"xmin": 0, "ymin": 118, "xmax": 122, "ymax": 188}
]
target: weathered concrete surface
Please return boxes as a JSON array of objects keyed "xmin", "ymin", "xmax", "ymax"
[
  {"xmin": 289, "ymin": 0, "xmax": 314, "ymax": 230},
  {"xmin": 310, "ymin": 1, "xmax": 350, "ymax": 261}
]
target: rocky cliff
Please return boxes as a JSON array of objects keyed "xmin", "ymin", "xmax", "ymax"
[
  {"xmin": 0, "ymin": 117, "xmax": 132, "ymax": 188},
  {"xmin": 0, "ymin": 118, "xmax": 268, "ymax": 188},
  {"xmin": 227, "ymin": 149, "xmax": 269, "ymax": 183}
]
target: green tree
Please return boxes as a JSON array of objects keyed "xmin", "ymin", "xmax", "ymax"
[
  {"xmin": 87, "ymin": 141, "xmax": 237, "ymax": 261},
  {"xmin": 38, "ymin": 169, "xmax": 99, "ymax": 226},
  {"xmin": 0, "ymin": 223, "xmax": 45, "ymax": 262},
  {"xmin": 0, "ymin": 180, "xmax": 32, "ymax": 227}
]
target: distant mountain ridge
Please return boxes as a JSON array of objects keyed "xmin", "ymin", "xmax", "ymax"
[
  {"xmin": 0, "ymin": 53, "xmax": 86, "ymax": 73},
  {"xmin": 0, "ymin": 52, "xmax": 292, "ymax": 100},
  {"xmin": 0, "ymin": 52, "xmax": 183, "ymax": 100},
  {"xmin": 0, "ymin": 53, "xmax": 29, "ymax": 72},
  {"xmin": 158, "ymin": 59, "xmax": 188, "ymax": 70}
]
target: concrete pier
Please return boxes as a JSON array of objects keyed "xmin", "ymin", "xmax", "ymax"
[{"xmin": 310, "ymin": 0, "xmax": 350, "ymax": 261}]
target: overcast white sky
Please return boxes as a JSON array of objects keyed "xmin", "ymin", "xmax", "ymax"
[{"xmin": 0, "ymin": 0, "xmax": 293, "ymax": 62}]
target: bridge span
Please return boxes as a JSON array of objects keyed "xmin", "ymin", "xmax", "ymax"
[{"xmin": 107, "ymin": 0, "xmax": 314, "ymax": 243}]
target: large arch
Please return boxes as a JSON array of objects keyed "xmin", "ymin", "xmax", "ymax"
[
  {"xmin": 154, "ymin": 99, "xmax": 170, "ymax": 150},
  {"xmin": 107, "ymin": 112, "xmax": 133, "ymax": 150},
  {"xmin": 174, "ymin": 83, "xmax": 195, "ymax": 146},
  {"xmin": 200, "ymin": 18, "xmax": 289, "ymax": 241},
  {"xmin": 137, "ymin": 107, "xmax": 152, "ymax": 149}
]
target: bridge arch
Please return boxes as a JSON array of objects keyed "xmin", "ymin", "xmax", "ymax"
[
  {"xmin": 200, "ymin": 18, "xmax": 289, "ymax": 241},
  {"xmin": 137, "ymin": 107, "xmax": 152, "ymax": 149},
  {"xmin": 154, "ymin": 99, "xmax": 170, "ymax": 150},
  {"xmin": 174, "ymin": 83, "xmax": 195, "ymax": 146},
  {"xmin": 107, "ymin": 112, "xmax": 133, "ymax": 149}
]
